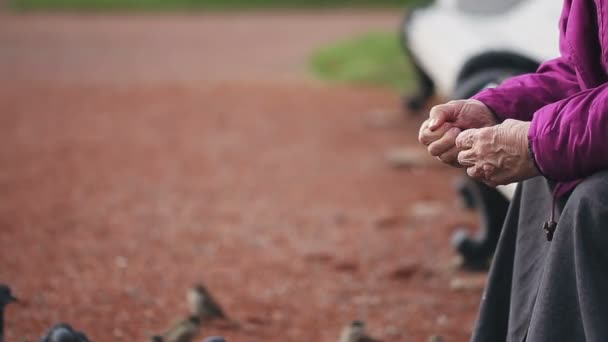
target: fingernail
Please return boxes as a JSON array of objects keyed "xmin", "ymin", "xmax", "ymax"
[{"xmin": 429, "ymin": 119, "xmax": 438, "ymax": 128}]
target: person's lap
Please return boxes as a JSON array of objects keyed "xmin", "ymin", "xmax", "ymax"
[{"xmin": 472, "ymin": 170, "xmax": 608, "ymax": 342}]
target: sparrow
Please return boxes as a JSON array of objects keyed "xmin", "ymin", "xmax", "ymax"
[
  {"xmin": 338, "ymin": 320, "xmax": 381, "ymax": 342},
  {"xmin": 428, "ymin": 335, "xmax": 446, "ymax": 342},
  {"xmin": 0, "ymin": 285, "xmax": 18, "ymax": 342},
  {"xmin": 39, "ymin": 323, "xmax": 90, "ymax": 342},
  {"xmin": 188, "ymin": 284, "xmax": 227, "ymax": 322},
  {"xmin": 155, "ymin": 316, "xmax": 201, "ymax": 342}
]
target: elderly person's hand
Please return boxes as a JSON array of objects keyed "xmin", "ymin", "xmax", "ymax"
[
  {"xmin": 418, "ymin": 99, "xmax": 498, "ymax": 166},
  {"xmin": 456, "ymin": 119, "xmax": 540, "ymax": 186}
]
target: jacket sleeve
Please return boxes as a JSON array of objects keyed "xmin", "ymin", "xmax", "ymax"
[
  {"xmin": 528, "ymin": 83, "xmax": 608, "ymax": 181},
  {"xmin": 472, "ymin": 58, "xmax": 580, "ymax": 121},
  {"xmin": 471, "ymin": 0, "xmax": 580, "ymax": 121}
]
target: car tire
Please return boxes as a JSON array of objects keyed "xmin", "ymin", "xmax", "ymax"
[
  {"xmin": 451, "ymin": 67, "xmax": 527, "ymax": 269},
  {"xmin": 452, "ymin": 68, "xmax": 527, "ymax": 100}
]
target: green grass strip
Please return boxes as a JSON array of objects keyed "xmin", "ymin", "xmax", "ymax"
[
  {"xmin": 11, "ymin": 0, "xmax": 429, "ymax": 11},
  {"xmin": 310, "ymin": 31, "xmax": 415, "ymax": 91}
]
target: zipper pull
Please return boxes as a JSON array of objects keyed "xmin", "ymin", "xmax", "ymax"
[
  {"xmin": 543, "ymin": 187, "xmax": 559, "ymax": 242},
  {"xmin": 543, "ymin": 220, "xmax": 557, "ymax": 241}
]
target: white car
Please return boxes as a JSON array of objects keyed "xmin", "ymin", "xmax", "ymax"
[
  {"xmin": 402, "ymin": 0, "xmax": 562, "ymax": 103},
  {"xmin": 401, "ymin": 0, "xmax": 562, "ymax": 268}
]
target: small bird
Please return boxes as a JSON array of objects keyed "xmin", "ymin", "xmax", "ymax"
[
  {"xmin": 188, "ymin": 284, "xmax": 228, "ymax": 322},
  {"xmin": 0, "ymin": 285, "xmax": 18, "ymax": 342},
  {"xmin": 155, "ymin": 316, "xmax": 201, "ymax": 342},
  {"xmin": 202, "ymin": 337, "xmax": 226, "ymax": 342},
  {"xmin": 338, "ymin": 320, "xmax": 381, "ymax": 342},
  {"xmin": 0, "ymin": 285, "xmax": 17, "ymax": 307},
  {"xmin": 39, "ymin": 323, "xmax": 90, "ymax": 342},
  {"xmin": 428, "ymin": 335, "xmax": 446, "ymax": 342}
]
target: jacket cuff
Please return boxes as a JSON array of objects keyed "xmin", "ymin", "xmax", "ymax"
[
  {"xmin": 527, "ymin": 135, "xmax": 545, "ymax": 178},
  {"xmin": 528, "ymin": 103, "xmax": 569, "ymax": 181},
  {"xmin": 471, "ymin": 88, "xmax": 508, "ymax": 122}
]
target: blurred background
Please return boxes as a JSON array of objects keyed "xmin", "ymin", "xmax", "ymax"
[{"xmin": 0, "ymin": 0, "xmax": 559, "ymax": 341}]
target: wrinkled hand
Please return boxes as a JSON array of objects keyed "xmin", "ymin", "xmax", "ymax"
[
  {"xmin": 455, "ymin": 119, "xmax": 540, "ymax": 186},
  {"xmin": 419, "ymin": 99, "xmax": 497, "ymax": 166},
  {"xmin": 419, "ymin": 123, "xmax": 462, "ymax": 167}
]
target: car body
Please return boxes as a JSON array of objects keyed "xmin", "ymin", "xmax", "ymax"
[
  {"xmin": 402, "ymin": 0, "xmax": 563, "ymax": 200},
  {"xmin": 402, "ymin": 0, "xmax": 562, "ymax": 101}
]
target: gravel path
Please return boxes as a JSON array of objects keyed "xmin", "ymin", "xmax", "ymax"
[{"xmin": 0, "ymin": 12, "xmax": 483, "ymax": 341}]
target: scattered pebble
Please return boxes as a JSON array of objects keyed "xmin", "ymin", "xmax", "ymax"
[
  {"xmin": 436, "ymin": 314, "xmax": 448, "ymax": 325},
  {"xmin": 385, "ymin": 147, "xmax": 435, "ymax": 169},
  {"xmin": 143, "ymin": 309, "xmax": 155, "ymax": 320},
  {"xmin": 352, "ymin": 295, "xmax": 381, "ymax": 306},
  {"xmin": 373, "ymin": 214, "xmax": 404, "ymax": 230},
  {"xmin": 271, "ymin": 310, "xmax": 285, "ymax": 322},
  {"xmin": 244, "ymin": 316, "xmax": 268, "ymax": 326},
  {"xmin": 364, "ymin": 109, "xmax": 403, "ymax": 129},
  {"xmin": 447, "ymin": 256, "xmax": 466, "ymax": 271},
  {"xmin": 114, "ymin": 256, "xmax": 128, "ymax": 269},
  {"xmin": 409, "ymin": 201, "xmax": 444, "ymax": 220},
  {"xmin": 304, "ymin": 252, "xmax": 334, "ymax": 263},
  {"xmin": 389, "ymin": 263, "xmax": 433, "ymax": 281},
  {"xmin": 333, "ymin": 261, "xmax": 359, "ymax": 273},
  {"xmin": 332, "ymin": 212, "xmax": 348, "ymax": 225},
  {"xmin": 383, "ymin": 325, "xmax": 401, "ymax": 338},
  {"xmin": 113, "ymin": 327, "xmax": 124, "ymax": 338},
  {"xmin": 449, "ymin": 277, "xmax": 486, "ymax": 291}
]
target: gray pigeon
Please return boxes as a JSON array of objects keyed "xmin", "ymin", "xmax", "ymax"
[
  {"xmin": 338, "ymin": 320, "xmax": 382, "ymax": 342},
  {"xmin": 0, "ymin": 285, "xmax": 18, "ymax": 342},
  {"xmin": 202, "ymin": 337, "xmax": 226, "ymax": 342},
  {"xmin": 39, "ymin": 323, "xmax": 90, "ymax": 342}
]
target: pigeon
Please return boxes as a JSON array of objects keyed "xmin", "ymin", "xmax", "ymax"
[
  {"xmin": 202, "ymin": 337, "xmax": 226, "ymax": 342},
  {"xmin": 0, "ymin": 285, "xmax": 17, "ymax": 307},
  {"xmin": 338, "ymin": 320, "xmax": 381, "ymax": 342},
  {"xmin": 39, "ymin": 323, "xmax": 90, "ymax": 342},
  {"xmin": 187, "ymin": 284, "xmax": 227, "ymax": 322},
  {"xmin": 0, "ymin": 285, "xmax": 18, "ymax": 342},
  {"xmin": 155, "ymin": 316, "xmax": 201, "ymax": 342}
]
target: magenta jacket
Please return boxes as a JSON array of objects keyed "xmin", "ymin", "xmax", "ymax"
[{"xmin": 472, "ymin": 0, "xmax": 608, "ymax": 193}]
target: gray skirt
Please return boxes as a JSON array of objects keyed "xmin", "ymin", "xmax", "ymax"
[{"xmin": 471, "ymin": 170, "xmax": 608, "ymax": 342}]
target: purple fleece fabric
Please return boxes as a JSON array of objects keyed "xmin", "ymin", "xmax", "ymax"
[{"xmin": 472, "ymin": 0, "xmax": 608, "ymax": 194}]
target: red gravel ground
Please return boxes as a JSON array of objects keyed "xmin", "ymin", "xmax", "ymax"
[{"xmin": 0, "ymin": 12, "xmax": 485, "ymax": 342}]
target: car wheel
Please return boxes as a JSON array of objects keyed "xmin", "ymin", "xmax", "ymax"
[
  {"xmin": 451, "ymin": 67, "xmax": 527, "ymax": 269},
  {"xmin": 452, "ymin": 68, "xmax": 526, "ymax": 100}
]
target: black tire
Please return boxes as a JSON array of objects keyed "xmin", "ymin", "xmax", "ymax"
[
  {"xmin": 451, "ymin": 177, "xmax": 510, "ymax": 271},
  {"xmin": 452, "ymin": 68, "xmax": 526, "ymax": 100},
  {"xmin": 451, "ymin": 69, "xmax": 523, "ymax": 269}
]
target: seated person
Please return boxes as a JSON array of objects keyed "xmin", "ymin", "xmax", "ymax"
[{"xmin": 419, "ymin": 0, "xmax": 608, "ymax": 340}]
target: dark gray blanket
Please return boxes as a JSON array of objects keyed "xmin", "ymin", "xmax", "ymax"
[{"xmin": 471, "ymin": 170, "xmax": 608, "ymax": 342}]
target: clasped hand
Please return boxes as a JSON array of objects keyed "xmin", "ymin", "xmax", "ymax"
[{"xmin": 418, "ymin": 99, "xmax": 539, "ymax": 186}]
